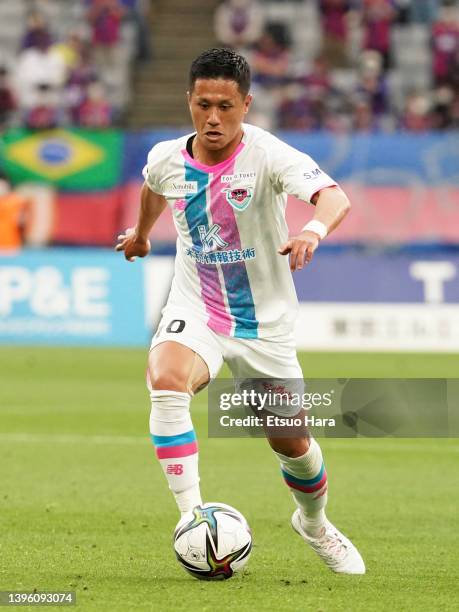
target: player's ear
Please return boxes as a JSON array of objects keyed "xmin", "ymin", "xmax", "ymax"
[{"xmin": 243, "ymin": 94, "xmax": 253, "ymax": 114}]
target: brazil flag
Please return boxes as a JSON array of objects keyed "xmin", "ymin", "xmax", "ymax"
[{"xmin": 0, "ymin": 128, "xmax": 123, "ymax": 190}]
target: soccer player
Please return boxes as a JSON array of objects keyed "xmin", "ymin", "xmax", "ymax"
[{"xmin": 116, "ymin": 48, "xmax": 365, "ymax": 574}]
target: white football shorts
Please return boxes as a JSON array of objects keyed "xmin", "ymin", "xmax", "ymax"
[{"xmin": 149, "ymin": 305, "xmax": 304, "ymax": 417}]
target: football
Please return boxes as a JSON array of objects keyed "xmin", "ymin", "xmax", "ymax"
[{"xmin": 173, "ymin": 502, "xmax": 252, "ymax": 580}]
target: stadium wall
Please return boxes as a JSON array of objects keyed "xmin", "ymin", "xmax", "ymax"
[{"xmin": 0, "ymin": 129, "xmax": 458, "ymax": 350}]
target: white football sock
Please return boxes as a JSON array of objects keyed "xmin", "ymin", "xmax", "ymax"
[
  {"xmin": 149, "ymin": 389, "xmax": 202, "ymax": 515},
  {"xmin": 274, "ymin": 438, "xmax": 328, "ymax": 537}
]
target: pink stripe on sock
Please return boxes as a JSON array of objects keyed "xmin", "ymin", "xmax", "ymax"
[
  {"xmin": 285, "ymin": 472, "xmax": 328, "ymax": 494},
  {"xmin": 155, "ymin": 441, "xmax": 198, "ymax": 459}
]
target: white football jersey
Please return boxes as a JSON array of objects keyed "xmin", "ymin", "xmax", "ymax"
[{"xmin": 143, "ymin": 123, "xmax": 337, "ymax": 339}]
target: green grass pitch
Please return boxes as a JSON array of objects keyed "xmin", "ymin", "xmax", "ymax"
[{"xmin": 1, "ymin": 347, "xmax": 458, "ymax": 611}]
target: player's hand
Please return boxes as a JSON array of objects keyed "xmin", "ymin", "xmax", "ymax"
[
  {"xmin": 115, "ymin": 227, "xmax": 151, "ymax": 262},
  {"xmin": 277, "ymin": 230, "xmax": 320, "ymax": 272}
]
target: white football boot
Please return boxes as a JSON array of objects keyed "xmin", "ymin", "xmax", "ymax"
[{"xmin": 291, "ymin": 509, "xmax": 366, "ymax": 574}]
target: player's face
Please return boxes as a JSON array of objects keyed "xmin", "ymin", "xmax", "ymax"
[{"xmin": 188, "ymin": 78, "xmax": 252, "ymax": 152}]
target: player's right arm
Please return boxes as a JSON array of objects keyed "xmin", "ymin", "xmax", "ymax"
[
  {"xmin": 266, "ymin": 133, "xmax": 347, "ymax": 270},
  {"xmin": 115, "ymin": 182, "xmax": 167, "ymax": 262}
]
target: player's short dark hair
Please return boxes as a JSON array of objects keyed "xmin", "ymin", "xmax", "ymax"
[{"xmin": 189, "ymin": 48, "xmax": 251, "ymax": 96}]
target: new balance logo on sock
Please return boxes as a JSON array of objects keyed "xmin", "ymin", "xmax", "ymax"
[{"xmin": 166, "ymin": 464, "xmax": 184, "ymax": 475}]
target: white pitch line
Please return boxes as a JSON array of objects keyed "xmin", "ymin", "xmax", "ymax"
[{"xmin": 0, "ymin": 433, "xmax": 149, "ymax": 445}]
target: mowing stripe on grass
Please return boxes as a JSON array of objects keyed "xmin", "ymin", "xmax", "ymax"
[
  {"xmin": 0, "ymin": 432, "xmax": 148, "ymax": 445},
  {"xmin": 0, "ymin": 433, "xmax": 457, "ymax": 453}
]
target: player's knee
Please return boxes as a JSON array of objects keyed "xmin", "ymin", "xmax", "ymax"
[
  {"xmin": 149, "ymin": 370, "xmax": 188, "ymax": 393},
  {"xmin": 268, "ymin": 436, "xmax": 310, "ymax": 457}
]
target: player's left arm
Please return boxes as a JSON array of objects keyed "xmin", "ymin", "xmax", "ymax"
[{"xmin": 278, "ymin": 186, "xmax": 350, "ymax": 272}]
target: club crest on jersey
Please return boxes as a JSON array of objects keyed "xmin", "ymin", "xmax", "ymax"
[{"xmin": 222, "ymin": 187, "xmax": 253, "ymax": 211}]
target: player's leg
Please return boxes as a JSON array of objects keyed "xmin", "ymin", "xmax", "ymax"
[
  {"xmin": 224, "ymin": 335, "xmax": 365, "ymax": 574},
  {"xmin": 268, "ymin": 427, "xmax": 364, "ymax": 574},
  {"xmin": 225, "ymin": 336, "xmax": 328, "ymax": 533},
  {"xmin": 148, "ymin": 341, "xmax": 209, "ymax": 515},
  {"xmin": 266, "ymin": 434, "xmax": 328, "ymax": 537},
  {"xmin": 149, "ymin": 340, "xmax": 210, "ymax": 394},
  {"xmin": 147, "ymin": 311, "xmax": 223, "ymax": 516}
]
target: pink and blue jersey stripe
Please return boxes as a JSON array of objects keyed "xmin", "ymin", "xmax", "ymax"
[{"xmin": 182, "ymin": 147, "xmax": 259, "ymax": 339}]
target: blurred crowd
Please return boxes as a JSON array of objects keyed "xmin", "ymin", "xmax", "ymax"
[
  {"xmin": 0, "ymin": 0, "xmax": 151, "ymax": 130},
  {"xmin": 215, "ymin": 0, "xmax": 459, "ymax": 131},
  {"xmin": 1, "ymin": 0, "xmax": 458, "ymax": 133}
]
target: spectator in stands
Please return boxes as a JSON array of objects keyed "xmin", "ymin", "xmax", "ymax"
[
  {"xmin": 400, "ymin": 91, "xmax": 433, "ymax": 131},
  {"xmin": 431, "ymin": 2, "xmax": 459, "ymax": 86},
  {"xmin": 351, "ymin": 96, "xmax": 378, "ymax": 130},
  {"xmin": 277, "ymin": 84, "xmax": 316, "ymax": 130},
  {"xmin": 76, "ymin": 80, "xmax": 112, "ymax": 127},
  {"xmin": 299, "ymin": 55, "xmax": 333, "ymax": 96},
  {"xmin": 52, "ymin": 31, "xmax": 85, "ymax": 75},
  {"xmin": 119, "ymin": 0, "xmax": 152, "ymax": 61},
  {"xmin": 431, "ymin": 38, "xmax": 459, "ymax": 128},
  {"xmin": 319, "ymin": 0, "xmax": 352, "ymax": 68},
  {"xmin": 20, "ymin": 11, "xmax": 52, "ymax": 51},
  {"xmin": 278, "ymin": 55, "xmax": 349, "ymax": 131},
  {"xmin": 431, "ymin": 84, "xmax": 455, "ymax": 128},
  {"xmin": 361, "ymin": 0, "xmax": 396, "ymax": 71},
  {"xmin": 214, "ymin": 0, "xmax": 265, "ymax": 52},
  {"xmin": 297, "ymin": 55, "xmax": 336, "ymax": 128},
  {"xmin": 15, "ymin": 30, "xmax": 66, "ymax": 112},
  {"xmin": 0, "ymin": 66, "xmax": 16, "ymax": 128},
  {"xmin": 64, "ymin": 46, "xmax": 99, "ymax": 124},
  {"xmin": 251, "ymin": 23, "xmax": 291, "ymax": 87},
  {"xmin": 451, "ymin": 45, "xmax": 459, "ymax": 89},
  {"xmin": 24, "ymin": 83, "xmax": 60, "ymax": 129},
  {"xmin": 449, "ymin": 91, "xmax": 459, "ymax": 128},
  {"xmin": 0, "ymin": 173, "xmax": 29, "ymax": 251},
  {"xmin": 355, "ymin": 50, "xmax": 389, "ymax": 117},
  {"xmin": 87, "ymin": 0, "xmax": 125, "ymax": 69}
]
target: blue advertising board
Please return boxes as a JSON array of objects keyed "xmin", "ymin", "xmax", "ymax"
[
  {"xmin": 294, "ymin": 249, "xmax": 459, "ymax": 304},
  {"xmin": 0, "ymin": 249, "xmax": 149, "ymax": 346},
  {"xmin": 1, "ymin": 247, "xmax": 458, "ymax": 350}
]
